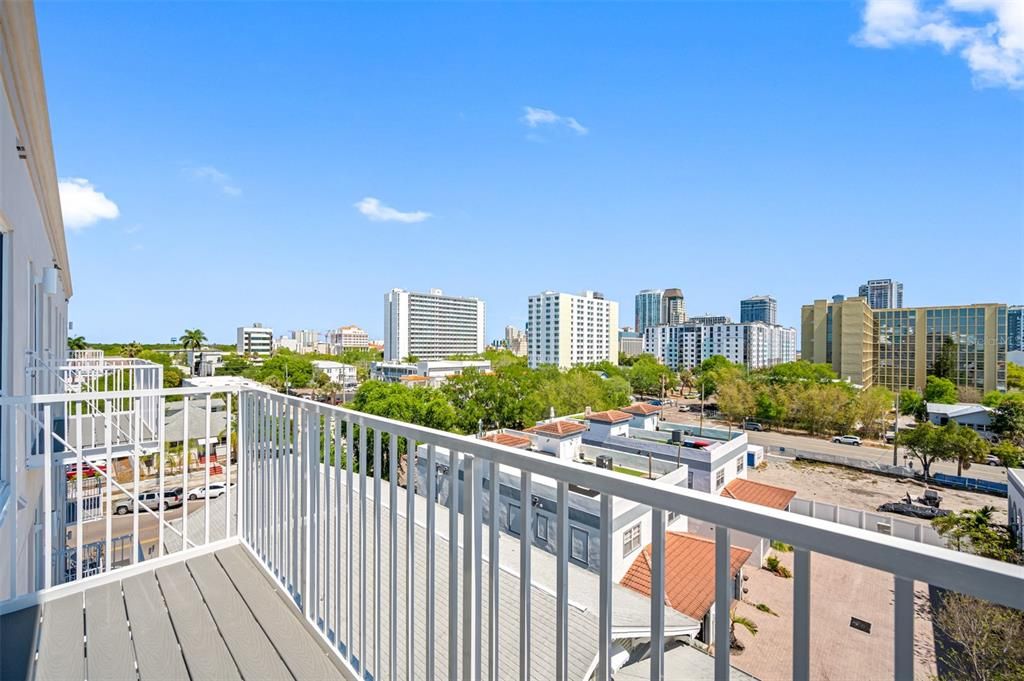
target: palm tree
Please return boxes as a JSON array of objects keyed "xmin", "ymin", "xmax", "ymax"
[
  {"xmin": 67, "ymin": 336, "xmax": 87, "ymax": 351},
  {"xmin": 181, "ymin": 329, "xmax": 208, "ymax": 374},
  {"xmin": 121, "ymin": 341, "xmax": 143, "ymax": 358},
  {"xmin": 730, "ymin": 610, "xmax": 758, "ymax": 651}
]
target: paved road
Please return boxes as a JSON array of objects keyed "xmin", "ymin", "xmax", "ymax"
[{"xmin": 662, "ymin": 409, "xmax": 1008, "ymax": 484}]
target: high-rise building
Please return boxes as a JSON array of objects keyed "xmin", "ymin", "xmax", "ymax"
[
  {"xmin": 688, "ymin": 314, "xmax": 732, "ymax": 326},
  {"xmin": 618, "ymin": 329, "xmax": 644, "ymax": 358},
  {"xmin": 634, "ymin": 289, "xmax": 664, "ymax": 335},
  {"xmin": 801, "ymin": 298, "xmax": 1007, "ymax": 392},
  {"xmin": 237, "ymin": 324, "xmax": 274, "ymax": 356},
  {"xmin": 644, "ymin": 321, "xmax": 796, "ymax": 371},
  {"xmin": 857, "ymin": 279, "xmax": 904, "ymax": 309},
  {"xmin": 384, "ymin": 288, "xmax": 485, "ymax": 361},
  {"xmin": 661, "ymin": 288, "xmax": 686, "ymax": 325},
  {"xmin": 327, "ymin": 325, "xmax": 370, "ymax": 350},
  {"xmin": 504, "ymin": 325, "xmax": 528, "ymax": 357},
  {"xmin": 740, "ymin": 295, "xmax": 777, "ymax": 325},
  {"xmin": 1008, "ymin": 305, "xmax": 1023, "ymax": 352},
  {"xmin": 527, "ymin": 290, "xmax": 619, "ymax": 369}
]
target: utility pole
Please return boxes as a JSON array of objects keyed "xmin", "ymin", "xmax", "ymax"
[
  {"xmin": 892, "ymin": 390, "xmax": 900, "ymax": 467},
  {"xmin": 699, "ymin": 380, "xmax": 705, "ymax": 437}
]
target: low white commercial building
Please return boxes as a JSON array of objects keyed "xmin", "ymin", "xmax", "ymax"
[
  {"xmin": 312, "ymin": 360, "xmax": 357, "ymax": 389},
  {"xmin": 926, "ymin": 402, "xmax": 997, "ymax": 441},
  {"xmin": 527, "ymin": 290, "xmax": 619, "ymax": 369},
  {"xmin": 370, "ymin": 359, "xmax": 491, "ymax": 386},
  {"xmin": 237, "ymin": 324, "xmax": 273, "ymax": 356}
]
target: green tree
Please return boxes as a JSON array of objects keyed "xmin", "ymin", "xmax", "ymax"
[
  {"xmin": 67, "ymin": 335, "xmax": 87, "ymax": 351},
  {"xmin": 121, "ymin": 341, "xmax": 143, "ymax": 358},
  {"xmin": 1008, "ymin": 362, "xmax": 1024, "ymax": 390},
  {"xmin": 942, "ymin": 422, "xmax": 989, "ymax": 477},
  {"xmin": 443, "ymin": 366, "xmax": 541, "ymax": 433},
  {"xmin": 933, "ymin": 505, "xmax": 1021, "ymax": 563},
  {"xmin": 694, "ymin": 355, "xmax": 743, "ymax": 397},
  {"xmin": 856, "ymin": 385, "xmax": 894, "ymax": 439},
  {"xmin": 898, "ymin": 388, "xmax": 925, "ymax": 419},
  {"xmin": 138, "ymin": 350, "xmax": 183, "ymax": 388},
  {"xmin": 924, "ymin": 376, "xmax": 958, "ymax": 404},
  {"xmin": 981, "ymin": 390, "xmax": 1006, "ymax": 408},
  {"xmin": 762, "ymin": 361, "xmax": 837, "ymax": 384},
  {"xmin": 627, "ymin": 355, "xmax": 679, "ymax": 397},
  {"xmin": 897, "ymin": 422, "xmax": 948, "ymax": 479},
  {"xmin": 716, "ymin": 375, "xmax": 755, "ymax": 426},
  {"xmin": 992, "ymin": 392, "xmax": 1024, "ymax": 445},
  {"xmin": 933, "ymin": 592, "xmax": 1024, "ymax": 681},
  {"xmin": 990, "ymin": 440, "xmax": 1024, "ymax": 468},
  {"xmin": 931, "ymin": 336, "xmax": 959, "ymax": 380},
  {"xmin": 754, "ymin": 388, "xmax": 786, "ymax": 427},
  {"xmin": 180, "ymin": 328, "xmax": 208, "ymax": 352},
  {"xmin": 216, "ymin": 353, "xmax": 251, "ymax": 376}
]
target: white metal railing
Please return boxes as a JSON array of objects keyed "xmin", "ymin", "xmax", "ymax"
[{"xmin": 2, "ymin": 384, "xmax": 1023, "ymax": 681}]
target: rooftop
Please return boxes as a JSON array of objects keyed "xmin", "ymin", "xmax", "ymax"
[
  {"xmin": 620, "ymin": 532, "xmax": 751, "ymax": 621},
  {"xmin": 525, "ymin": 420, "xmax": 588, "ymax": 437},
  {"xmin": 481, "ymin": 432, "xmax": 532, "ymax": 449},
  {"xmin": 721, "ymin": 478, "xmax": 797, "ymax": 510},
  {"xmin": 586, "ymin": 409, "xmax": 633, "ymax": 424},
  {"xmin": 621, "ymin": 403, "xmax": 663, "ymax": 416}
]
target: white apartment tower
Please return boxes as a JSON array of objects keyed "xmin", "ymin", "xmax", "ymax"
[
  {"xmin": 237, "ymin": 324, "xmax": 274, "ymax": 355},
  {"xmin": 644, "ymin": 322, "xmax": 796, "ymax": 371},
  {"xmin": 527, "ymin": 291, "xmax": 619, "ymax": 369},
  {"xmin": 384, "ymin": 288, "xmax": 485, "ymax": 361}
]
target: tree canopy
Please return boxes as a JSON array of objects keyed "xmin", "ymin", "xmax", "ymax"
[{"xmin": 923, "ymin": 376, "xmax": 958, "ymax": 404}]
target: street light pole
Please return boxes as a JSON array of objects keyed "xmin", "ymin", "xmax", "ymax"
[{"xmin": 892, "ymin": 390, "xmax": 900, "ymax": 466}]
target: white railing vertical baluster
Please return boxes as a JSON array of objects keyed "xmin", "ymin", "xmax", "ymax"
[
  {"xmin": 255, "ymin": 394, "xmax": 262, "ymax": 559},
  {"xmin": 268, "ymin": 398, "xmax": 276, "ymax": 577},
  {"xmin": 76, "ymin": 408, "xmax": 83, "ymax": 581},
  {"xmin": 462, "ymin": 455, "xmax": 483, "ymax": 681},
  {"xmin": 793, "ymin": 548, "xmax": 811, "ymax": 681},
  {"xmin": 310, "ymin": 408, "xmax": 321, "ymax": 625},
  {"xmin": 448, "ymin": 449, "xmax": 459, "ymax": 681},
  {"xmin": 204, "ymin": 394, "xmax": 211, "ymax": 546},
  {"xmin": 519, "ymin": 471, "xmax": 531, "ymax": 681},
  {"xmin": 426, "ymin": 444, "xmax": 437, "ymax": 681},
  {"xmin": 714, "ymin": 526, "xmax": 731, "ymax": 680},
  {"xmin": 239, "ymin": 393, "xmax": 247, "ymax": 546},
  {"xmin": 42, "ymin": 404, "xmax": 53, "ymax": 588},
  {"xmin": 346, "ymin": 417, "xmax": 354, "ymax": 664},
  {"xmin": 334, "ymin": 416, "xmax": 343, "ymax": 648},
  {"xmin": 374, "ymin": 427, "xmax": 382, "ymax": 679},
  {"xmin": 182, "ymin": 396, "xmax": 190, "ymax": 554},
  {"xmin": 389, "ymin": 429, "xmax": 398, "ymax": 681},
  {"xmin": 555, "ymin": 480, "xmax": 569, "ymax": 681},
  {"xmin": 407, "ymin": 437, "xmax": 417, "ymax": 681},
  {"xmin": 104, "ymin": 400, "xmax": 113, "ymax": 571},
  {"xmin": 359, "ymin": 418, "xmax": 368, "ymax": 673},
  {"xmin": 597, "ymin": 493, "xmax": 613, "ymax": 681},
  {"xmin": 158, "ymin": 393, "xmax": 166, "ymax": 558},
  {"xmin": 226, "ymin": 393, "xmax": 232, "ymax": 539},
  {"xmin": 488, "ymin": 460, "xmax": 500, "ymax": 681},
  {"xmin": 133, "ymin": 397, "xmax": 142, "ymax": 561},
  {"xmin": 280, "ymin": 400, "xmax": 288, "ymax": 585},
  {"xmin": 303, "ymin": 405, "xmax": 313, "ymax": 621},
  {"xmin": 650, "ymin": 510, "xmax": 666, "ymax": 681},
  {"xmin": 293, "ymin": 403, "xmax": 302, "ymax": 591},
  {"xmin": 894, "ymin": 576, "xmax": 914, "ymax": 680},
  {"xmin": 324, "ymin": 413, "xmax": 332, "ymax": 641}
]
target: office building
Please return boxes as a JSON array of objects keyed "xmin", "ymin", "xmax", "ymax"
[
  {"xmin": 505, "ymin": 325, "xmax": 528, "ymax": 357},
  {"xmin": 635, "ymin": 289, "xmax": 664, "ymax": 335},
  {"xmin": 644, "ymin": 321, "xmax": 796, "ymax": 371},
  {"xmin": 619, "ymin": 330, "xmax": 643, "ymax": 358},
  {"xmin": 858, "ymin": 279, "xmax": 904, "ymax": 309},
  {"xmin": 740, "ymin": 295, "xmax": 777, "ymax": 325},
  {"xmin": 327, "ymin": 325, "xmax": 370, "ymax": 351},
  {"xmin": 801, "ymin": 298, "xmax": 1008, "ymax": 392},
  {"xmin": 384, "ymin": 288, "xmax": 485, "ymax": 361},
  {"xmin": 662, "ymin": 288, "xmax": 686, "ymax": 324},
  {"xmin": 527, "ymin": 290, "xmax": 619, "ymax": 368},
  {"xmin": 237, "ymin": 324, "xmax": 274, "ymax": 356},
  {"xmin": 1008, "ymin": 305, "xmax": 1023, "ymax": 352}
]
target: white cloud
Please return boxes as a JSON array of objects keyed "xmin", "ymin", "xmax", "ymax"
[
  {"xmin": 190, "ymin": 165, "xmax": 242, "ymax": 196},
  {"xmin": 521, "ymin": 106, "xmax": 589, "ymax": 135},
  {"xmin": 58, "ymin": 178, "xmax": 120, "ymax": 231},
  {"xmin": 354, "ymin": 197, "xmax": 431, "ymax": 223},
  {"xmin": 853, "ymin": 0, "xmax": 1024, "ymax": 89}
]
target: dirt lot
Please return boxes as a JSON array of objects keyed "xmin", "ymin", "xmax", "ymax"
[{"xmin": 749, "ymin": 457, "xmax": 1007, "ymax": 524}]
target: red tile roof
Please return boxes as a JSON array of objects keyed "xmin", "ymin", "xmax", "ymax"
[
  {"xmin": 721, "ymin": 478, "xmax": 796, "ymax": 510},
  {"xmin": 525, "ymin": 420, "xmax": 588, "ymax": 437},
  {"xmin": 621, "ymin": 403, "xmax": 663, "ymax": 416},
  {"xmin": 586, "ymin": 409, "xmax": 633, "ymax": 424},
  {"xmin": 399, "ymin": 375, "xmax": 428, "ymax": 382},
  {"xmin": 481, "ymin": 433, "xmax": 531, "ymax": 449},
  {"xmin": 620, "ymin": 532, "xmax": 751, "ymax": 621}
]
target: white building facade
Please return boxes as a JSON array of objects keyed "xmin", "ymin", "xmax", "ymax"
[
  {"xmin": 327, "ymin": 325, "xmax": 370, "ymax": 351},
  {"xmin": 527, "ymin": 290, "xmax": 619, "ymax": 369},
  {"xmin": 236, "ymin": 324, "xmax": 273, "ymax": 356},
  {"xmin": 644, "ymin": 321, "xmax": 796, "ymax": 371},
  {"xmin": 384, "ymin": 288, "xmax": 485, "ymax": 361},
  {"xmin": 312, "ymin": 360, "xmax": 357, "ymax": 388}
]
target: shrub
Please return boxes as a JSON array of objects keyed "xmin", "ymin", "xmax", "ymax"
[
  {"xmin": 765, "ymin": 555, "xmax": 792, "ymax": 578},
  {"xmin": 770, "ymin": 539, "xmax": 793, "ymax": 552}
]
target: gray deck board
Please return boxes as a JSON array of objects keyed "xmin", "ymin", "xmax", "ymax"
[
  {"xmin": 84, "ymin": 581, "xmax": 136, "ymax": 681},
  {"xmin": 155, "ymin": 561, "xmax": 242, "ymax": 680},
  {"xmin": 216, "ymin": 545, "xmax": 344, "ymax": 681},
  {"xmin": 0, "ymin": 605, "xmax": 40, "ymax": 681},
  {"xmin": 122, "ymin": 571, "xmax": 190, "ymax": 681},
  {"xmin": 186, "ymin": 552, "xmax": 294, "ymax": 681},
  {"xmin": 35, "ymin": 593, "xmax": 85, "ymax": 681}
]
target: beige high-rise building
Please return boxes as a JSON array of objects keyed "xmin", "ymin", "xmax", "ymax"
[
  {"xmin": 527, "ymin": 290, "xmax": 619, "ymax": 369},
  {"xmin": 801, "ymin": 298, "xmax": 1008, "ymax": 393}
]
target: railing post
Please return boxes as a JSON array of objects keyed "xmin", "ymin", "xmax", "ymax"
[
  {"xmin": 714, "ymin": 526, "xmax": 731, "ymax": 680},
  {"xmin": 597, "ymin": 492, "xmax": 613, "ymax": 681},
  {"xmin": 462, "ymin": 454, "xmax": 483, "ymax": 681},
  {"xmin": 426, "ymin": 444, "xmax": 437, "ymax": 681},
  {"xmin": 650, "ymin": 509, "xmax": 666, "ymax": 681},
  {"xmin": 204, "ymin": 394, "xmax": 212, "ymax": 546},
  {"xmin": 448, "ymin": 448, "xmax": 459, "ymax": 681},
  {"xmin": 793, "ymin": 548, "xmax": 811, "ymax": 681},
  {"xmin": 42, "ymin": 404, "xmax": 53, "ymax": 589},
  {"xmin": 555, "ymin": 480, "xmax": 569, "ymax": 681},
  {"xmin": 894, "ymin": 576, "xmax": 914, "ymax": 680},
  {"xmin": 519, "ymin": 471, "xmax": 531, "ymax": 681},
  {"xmin": 303, "ymin": 404, "xmax": 313, "ymax": 621},
  {"xmin": 488, "ymin": 460, "xmax": 500, "ymax": 681}
]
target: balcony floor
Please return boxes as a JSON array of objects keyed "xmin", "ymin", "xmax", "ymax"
[{"xmin": 0, "ymin": 545, "xmax": 346, "ymax": 681}]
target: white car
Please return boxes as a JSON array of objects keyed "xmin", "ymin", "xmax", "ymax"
[
  {"xmin": 188, "ymin": 483, "xmax": 228, "ymax": 501},
  {"xmin": 832, "ymin": 435, "xmax": 862, "ymax": 446}
]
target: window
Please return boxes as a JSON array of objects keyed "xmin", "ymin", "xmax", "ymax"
[
  {"xmin": 570, "ymin": 527, "xmax": 589, "ymax": 565},
  {"xmin": 536, "ymin": 514, "xmax": 548, "ymax": 542},
  {"xmin": 715, "ymin": 468, "xmax": 725, "ymax": 490},
  {"xmin": 508, "ymin": 503, "xmax": 521, "ymax": 534},
  {"xmin": 622, "ymin": 523, "xmax": 642, "ymax": 557},
  {"xmin": 736, "ymin": 457, "xmax": 744, "ymax": 474}
]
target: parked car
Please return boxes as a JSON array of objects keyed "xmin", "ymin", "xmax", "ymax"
[
  {"xmin": 65, "ymin": 463, "xmax": 107, "ymax": 480},
  {"xmin": 114, "ymin": 487, "xmax": 183, "ymax": 515},
  {"xmin": 678, "ymin": 405, "xmax": 691, "ymax": 412},
  {"xmin": 741, "ymin": 421, "xmax": 763, "ymax": 432},
  {"xmin": 884, "ymin": 431, "xmax": 896, "ymax": 444},
  {"xmin": 188, "ymin": 483, "xmax": 229, "ymax": 501},
  {"xmin": 832, "ymin": 435, "xmax": 862, "ymax": 446},
  {"xmin": 986, "ymin": 454, "xmax": 1002, "ymax": 466}
]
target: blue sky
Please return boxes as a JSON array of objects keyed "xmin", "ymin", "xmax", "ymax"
[{"xmin": 37, "ymin": 1, "xmax": 1023, "ymax": 344}]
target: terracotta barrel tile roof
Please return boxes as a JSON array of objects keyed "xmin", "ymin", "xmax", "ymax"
[
  {"xmin": 620, "ymin": 532, "xmax": 751, "ymax": 621},
  {"xmin": 586, "ymin": 409, "xmax": 633, "ymax": 424},
  {"xmin": 525, "ymin": 420, "xmax": 588, "ymax": 437},
  {"xmin": 480, "ymin": 432, "xmax": 532, "ymax": 449},
  {"xmin": 721, "ymin": 478, "xmax": 796, "ymax": 510},
  {"xmin": 621, "ymin": 403, "xmax": 663, "ymax": 416}
]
